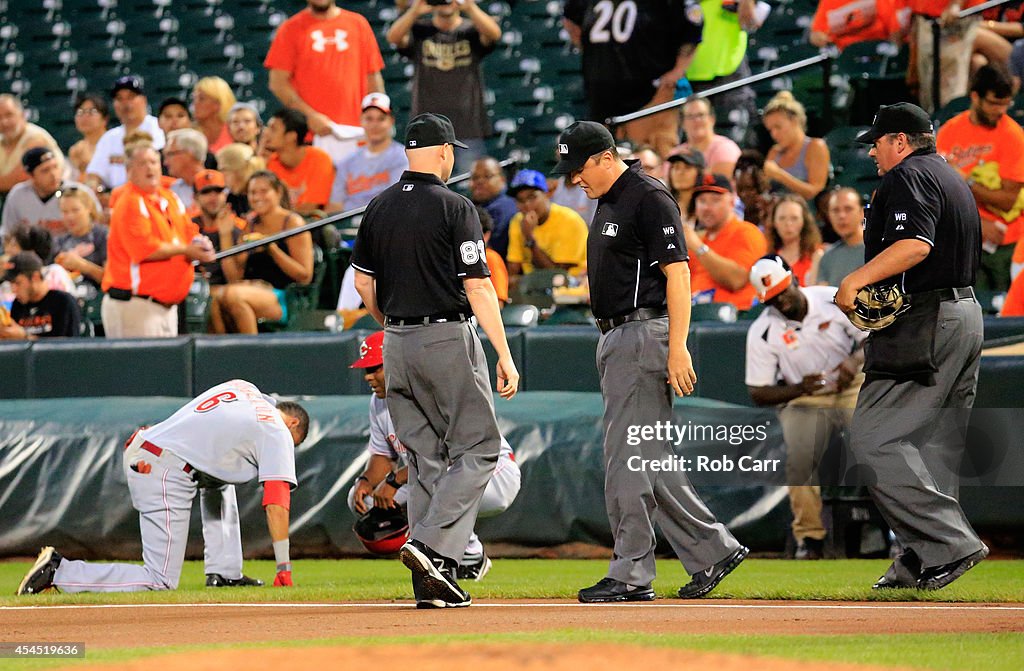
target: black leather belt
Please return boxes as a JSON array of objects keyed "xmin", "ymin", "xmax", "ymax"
[
  {"xmin": 913, "ymin": 287, "xmax": 975, "ymax": 303},
  {"xmin": 385, "ymin": 311, "xmax": 469, "ymax": 327},
  {"xmin": 596, "ymin": 307, "xmax": 668, "ymax": 335},
  {"xmin": 107, "ymin": 287, "xmax": 176, "ymax": 309}
]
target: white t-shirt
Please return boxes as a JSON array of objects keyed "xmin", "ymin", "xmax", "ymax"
[
  {"xmin": 745, "ymin": 286, "xmax": 867, "ymax": 387},
  {"xmin": 85, "ymin": 116, "xmax": 166, "ymax": 188},
  {"xmin": 141, "ymin": 379, "xmax": 297, "ymax": 487},
  {"xmin": 368, "ymin": 394, "xmax": 513, "ymax": 464}
]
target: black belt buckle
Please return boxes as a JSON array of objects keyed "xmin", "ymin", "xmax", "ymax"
[
  {"xmin": 386, "ymin": 312, "xmax": 468, "ymax": 327},
  {"xmin": 596, "ymin": 307, "xmax": 667, "ymax": 334}
]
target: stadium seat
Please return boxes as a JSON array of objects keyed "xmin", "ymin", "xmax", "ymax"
[
  {"xmin": 690, "ymin": 302, "xmax": 739, "ymax": 323},
  {"xmin": 501, "ymin": 303, "xmax": 540, "ymax": 328}
]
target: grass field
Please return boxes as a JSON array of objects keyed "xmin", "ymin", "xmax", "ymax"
[{"xmin": 2, "ymin": 558, "xmax": 1023, "ymax": 671}]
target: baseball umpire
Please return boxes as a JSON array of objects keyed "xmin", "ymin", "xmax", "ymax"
[
  {"xmin": 552, "ymin": 121, "xmax": 747, "ymax": 603},
  {"xmin": 351, "ymin": 112, "xmax": 519, "ymax": 608},
  {"xmin": 17, "ymin": 380, "xmax": 308, "ymax": 595},
  {"xmin": 835, "ymin": 102, "xmax": 989, "ymax": 590}
]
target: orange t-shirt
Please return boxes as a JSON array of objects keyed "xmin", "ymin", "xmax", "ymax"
[
  {"xmin": 908, "ymin": 0, "xmax": 983, "ymax": 17},
  {"xmin": 267, "ymin": 147, "xmax": 336, "ymax": 208},
  {"xmin": 936, "ymin": 111, "xmax": 1024, "ymax": 245},
  {"xmin": 263, "ymin": 8, "xmax": 385, "ymax": 126},
  {"xmin": 1001, "ymin": 270, "xmax": 1024, "ymax": 316},
  {"xmin": 811, "ymin": 0, "xmax": 901, "ymax": 50},
  {"xmin": 788, "ymin": 252, "xmax": 814, "ymax": 287},
  {"xmin": 689, "ymin": 215, "xmax": 768, "ymax": 310},
  {"xmin": 102, "ymin": 183, "xmax": 199, "ymax": 304},
  {"xmin": 486, "ymin": 247, "xmax": 509, "ymax": 304}
]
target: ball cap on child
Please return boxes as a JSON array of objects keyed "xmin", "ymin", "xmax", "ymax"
[{"xmin": 508, "ymin": 169, "xmax": 548, "ymax": 196}]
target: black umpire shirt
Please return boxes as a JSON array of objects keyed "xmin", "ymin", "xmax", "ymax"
[
  {"xmin": 864, "ymin": 147, "xmax": 981, "ymax": 293},
  {"xmin": 351, "ymin": 170, "xmax": 490, "ymax": 318},
  {"xmin": 588, "ymin": 161, "xmax": 689, "ymax": 319}
]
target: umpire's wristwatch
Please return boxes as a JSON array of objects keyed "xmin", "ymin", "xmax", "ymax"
[{"xmin": 384, "ymin": 471, "xmax": 402, "ymax": 490}]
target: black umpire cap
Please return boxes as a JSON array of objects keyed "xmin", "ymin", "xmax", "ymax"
[
  {"xmin": 551, "ymin": 121, "xmax": 615, "ymax": 175},
  {"xmin": 855, "ymin": 102, "xmax": 934, "ymax": 144},
  {"xmin": 405, "ymin": 113, "xmax": 468, "ymax": 149}
]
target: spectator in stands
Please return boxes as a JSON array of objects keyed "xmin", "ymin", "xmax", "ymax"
[
  {"xmin": 564, "ymin": 0, "xmax": 703, "ymax": 158},
  {"xmin": 810, "ymin": 0, "xmax": 903, "ymax": 50},
  {"xmin": 1001, "ymin": 265, "xmax": 1024, "ymax": 315},
  {"xmin": 2, "ymin": 148, "xmax": 95, "ymax": 238},
  {"xmin": 687, "ymin": 0, "xmax": 765, "ymax": 145},
  {"xmin": 387, "ymin": 0, "xmax": 502, "ymax": 175},
  {"xmin": 214, "ymin": 171, "xmax": 314, "ymax": 334},
  {"xmin": 68, "ymin": 94, "xmax": 110, "ymax": 181},
  {"xmin": 86, "ymin": 76, "xmax": 165, "ymax": 191},
  {"xmin": 477, "ymin": 205, "xmax": 508, "ymax": 305},
  {"xmin": 264, "ymin": 109, "xmax": 336, "ymax": 217},
  {"xmin": 470, "ymin": 157, "xmax": 517, "ymax": 259},
  {"xmin": 101, "ymin": 142, "xmax": 214, "ymax": 338},
  {"xmin": 975, "ymin": 5, "xmax": 1024, "ymax": 74},
  {"xmin": 762, "ymin": 91, "xmax": 831, "ymax": 203},
  {"xmin": 157, "ymin": 97, "xmax": 192, "ymax": 136},
  {"xmin": 228, "ymin": 103, "xmax": 263, "ymax": 152},
  {"xmin": 217, "ymin": 143, "xmax": 266, "ymax": 218},
  {"xmin": 733, "ymin": 149, "xmax": 774, "ymax": 230},
  {"xmin": 328, "ymin": 93, "xmax": 407, "ymax": 213},
  {"xmin": 766, "ymin": 194, "xmax": 823, "ymax": 286},
  {"xmin": 683, "ymin": 173, "xmax": 767, "ymax": 309},
  {"xmin": 164, "ymin": 128, "xmax": 209, "ymax": 213},
  {"xmin": 667, "ymin": 148, "xmax": 705, "ymax": 226},
  {"xmin": 911, "ymin": 0, "xmax": 983, "ymax": 113},
  {"xmin": 672, "ymin": 98, "xmax": 742, "ymax": 179},
  {"xmin": 0, "ymin": 252, "xmax": 81, "ymax": 339},
  {"xmin": 3, "ymin": 224, "xmax": 76, "ymax": 295},
  {"xmin": 264, "ymin": 0, "xmax": 385, "ymax": 137},
  {"xmin": 635, "ymin": 146, "xmax": 665, "ymax": 182},
  {"xmin": 505, "ymin": 169, "xmax": 589, "ymax": 278},
  {"xmin": 817, "ymin": 187, "xmax": 865, "ymax": 287},
  {"xmin": 745, "ymin": 255, "xmax": 866, "ymax": 560},
  {"xmin": 549, "ymin": 174, "xmax": 598, "ymax": 228},
  {"xmin": 936, "ymin": 63, "xmax": 1024, "ymax": 292},
  {"xmin": 192, "ymin": 77, "xmax": 236, "ymax": 154},
  {"xmin": 53, "ymin": 187, "xmax": 108, "ymax": 289},
  {"xmin": 191, "ymin": 169, "xmax": 245, "ymax": 332},
  {"xmin": 0, "ymin": 94, "xmax": 64, "ymax": 197}
]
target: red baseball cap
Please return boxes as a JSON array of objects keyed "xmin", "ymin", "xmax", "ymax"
[{"xmin": 350, "ymin": 331, "xmax": 384, "ymax": 369}]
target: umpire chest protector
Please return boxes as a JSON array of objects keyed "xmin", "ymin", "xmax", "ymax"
[{"xmin": 587, "ymin": 162, "xmax": 689, "ymax": 319}]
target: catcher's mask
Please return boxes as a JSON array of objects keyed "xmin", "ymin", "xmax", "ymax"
[
  {"xmin": 353, "ymin": 505, "xmax": 409, "ymax": 555},
  {"xmin": 847, "ymin": 284, "xmax": 911, "ymax": 331}
]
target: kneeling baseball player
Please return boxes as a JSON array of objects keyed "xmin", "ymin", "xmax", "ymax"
[
  {"xmin": 17, "ymin": 380, "xmax": 308, "ymax": 595},
  {"xmin": 348, "ymin": 331, "xmax": 521, "ymax": 582}
]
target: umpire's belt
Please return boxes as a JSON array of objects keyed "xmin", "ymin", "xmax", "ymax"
[
  {"xmin": 385, "ymin": 311, "xmax": 469, "ymax": 327},
  {"xmin": 911, "ymin": 286, "xmax": 975, "ymax": 303},
  {"xmin": 107, "ymin": 287, "xmax": 176, "ymax": 309},
  {"xmin": 596, "ymin": 307, "xmax": 668, "ymax": 335}
]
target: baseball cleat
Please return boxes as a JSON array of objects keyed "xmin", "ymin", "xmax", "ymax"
[
  {"xmin": 872, "ymin": 574, "xmax": 917, "ymax": 590},
  {"xmin": 456, "ymin": 553, "xmax": 492, "ymax": 581},
  {"xmin": 205, "ymin": 573, "xmax": 265, "ymax": 587},
  {"xmin": 917, "ymin": 545, "xmax": 989, "ymax": 591},
  {"xmin": 17, "ymin": 546, "xmax": 62, "ymax": 595},
  {"xmin": 401, "ymin": 540, "xmax": 471, "ymax": 608},
  {"xmin": 677, "ymin": 545, "xmax": 749, "ymax": 599},
  {"xmin": 578, "ymin": 578, "xmax": 655, "ymax": 603}
]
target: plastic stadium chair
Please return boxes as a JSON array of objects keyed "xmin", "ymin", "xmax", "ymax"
[
  {"xmin": 690, "ymin": 302, "xmax": 739, "ymax": 323},
  {"xmin": 501, "ymin": 303, "xmax": 540, "ymax": 328}
]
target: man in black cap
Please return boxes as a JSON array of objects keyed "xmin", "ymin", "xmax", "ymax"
[
  {"xmin": 0, "ymin": 251, "xmax": 81, "ymax": 339},
  {"xmin": 835, "ymin": 102, "xmax": 988, "ymax": 590},
  {"xmin": 351, "ymin": 112, "xmax": 519, "ymax": 609},
  {"xmin": 85, "ymin": 75, "xmax": 165, "ymax": 190},
  {"xmin": 552, "ymin": 120, "xmax": 746, "ymax": 603},
  {"xmin": 1, "ymin": 148, "xmax": 96, "ymax": 238}
]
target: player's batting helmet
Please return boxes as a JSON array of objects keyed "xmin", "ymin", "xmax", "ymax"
[
  {"xmin": 350, "ymin": 331, "xmax": 384, "ymax": 369},
  {"xmin": 353, "ymin": 506, "xmax": 409, "ymax": 555}
]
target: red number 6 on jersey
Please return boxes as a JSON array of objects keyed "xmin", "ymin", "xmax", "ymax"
[{"xmin": 195, "ymin": 391, "xmax": 239, "ymax": 413}]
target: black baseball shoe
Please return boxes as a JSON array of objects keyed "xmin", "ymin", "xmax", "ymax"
[
  {"xmin": 796, "ymin": 537, "xmax": 824, "ymax": 560},
  {"xmin": 677, "ymin": 545, "xmax": 749, "ymax": 599},
  {"xmin": 401, "ymin": 540, "xmax": 471, "ymax": 608},
  {"xmin": 206, "ymin": 573, "xmax": 265, "ymax": 587},
  {"xmin": 17, "ymin": 546, "xmax": 62, "ymax": 595},
  {"xmin": 456, "ymin": 553, "xmax": 492, "ymax": 581},
  {"xmin": 917, "ymin": 545, "xmax": 989, "ymax": 591},
  {"xmin": 578, "ymin": 578, "xmax": 655, "ymax": 603}
]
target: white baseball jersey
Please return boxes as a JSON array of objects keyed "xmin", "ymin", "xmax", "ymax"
[
  {"xmin": 745, "ymin": 286, "xmax": 867, "ymax": 387},
  {"xmin": 370, "ymin": 395, "xmax": 513, "ymax": 463},
  {"xmin": 141, "ymin": 380, "xmax": 297, "ymax": 487},
  {"xmin": 85, "ymin": 116, "xmax": 166, "ymax": 188}
]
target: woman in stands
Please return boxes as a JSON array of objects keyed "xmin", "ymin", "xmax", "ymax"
[
  {"xmin": 761, "ymin": 91, "xmax": 831, "ymax": 202},
  {"xmin": 766, "ymin": 194, "xmax": 823, "ymax": 286},
  {"xmin": 67, "ymin": 94, "xmax": 109, "ymax": 181},
  {"xmin": 192, "ymin": 77, "xmax": 237, "ymax": 154},
  {"xmin": 53, "ymin": 187, "xmax": 108, "ymax": 289},
  {"xmin": 213, "ymin": 171, "xmax": 312, "ymax": 334},
  {"xmin": 216, "ymin": 143, "xmax": 265, "ymax": 217},
  {"xmin": 666, "ymin": 148, "xmax": 704, "ymax": 226},
  {"xmin": 734, "ymin": 149, "xmax": 775, "ymax": 230}
]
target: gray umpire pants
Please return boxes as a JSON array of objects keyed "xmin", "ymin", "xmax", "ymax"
[
  {"xmin": 384, "ymin": 321, "xmax": 501, "ymax": 562},
  {"xmin": 598, "ymin": 317, "xmax": 741, "ymax": 587},
  {"xmin": 852, "ymin": 297, "xmax": 986, "ymax": 570}
]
